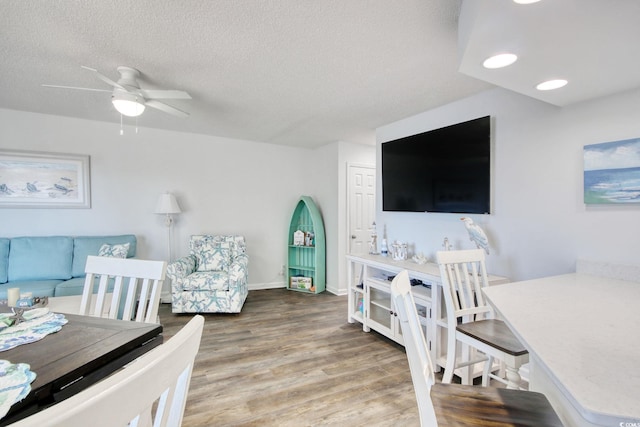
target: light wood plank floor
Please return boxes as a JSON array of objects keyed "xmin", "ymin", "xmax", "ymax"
[{"xmin": 158, "ymin": 289, "xmax": 421, "ymax": 426}]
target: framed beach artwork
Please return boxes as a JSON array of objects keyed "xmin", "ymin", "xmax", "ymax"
[
  {"xmin": 584, "ymin": 137, "xmax": 640, "ymax": 204},
  {"xmin": 0, "ymin": 150, "xmax": 91, "ymax": 208}
]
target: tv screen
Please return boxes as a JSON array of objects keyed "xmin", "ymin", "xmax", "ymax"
[{"xmin": 382, "ymin": 116, "xmax": 491, "ymax": 214}]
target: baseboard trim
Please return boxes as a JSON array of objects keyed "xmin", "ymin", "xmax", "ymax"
[
  {"xmin": 249, "ymin": 281, "xmax": 286, "ymax": 291},
  {"xmin": 327, "ymin": 286, "xmax": 346, "ymax": 296}
]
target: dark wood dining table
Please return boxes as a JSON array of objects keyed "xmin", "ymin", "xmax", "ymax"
[{"xmin": 0, "ymin": 312, "xmax": 163, "ymax": 425}]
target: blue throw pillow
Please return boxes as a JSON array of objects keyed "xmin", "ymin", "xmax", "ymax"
[
  {"xmin": 8, "ymin": 236, "xmax": 73, "ymax": 281},
  {"xmin": 0, "ymin": 239, "xmax": 9, "ymax": 284}
]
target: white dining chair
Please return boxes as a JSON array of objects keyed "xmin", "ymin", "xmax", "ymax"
[
  {"xmin": 391, "ymin": 270, "xmax": 562, "ymax": 426},
  {"xmin": 48, "ymin": 255, "xmax": 167, "ymax": 323},
  {"xmin": 13, "ymin": 314, "xmax": 204, "ymax": 427},
  {"xmin": 436, "ymin": 249, "xmax": 528, "ymax": 389}
]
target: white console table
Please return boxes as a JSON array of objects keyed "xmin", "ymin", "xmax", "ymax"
[
  {"xmin": 483, "ymin": 273, "xmax": 640, "ymax": 427},
  {"xmin": 346, "ymin": 253, "xmax": 509, "ymax": 379}
]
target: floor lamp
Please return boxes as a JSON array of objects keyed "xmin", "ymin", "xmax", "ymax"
[{"xmin": 155, "ymin": 192, "xmax": 182, "ymax": 262}]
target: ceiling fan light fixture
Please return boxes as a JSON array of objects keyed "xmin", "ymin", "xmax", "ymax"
[{"xmin": 112, "ymin": 92, "xmax": 146, "ymax": 117}]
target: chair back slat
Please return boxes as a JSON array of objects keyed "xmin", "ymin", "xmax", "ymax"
[
  {"xmin": 106, "ymin": 275, "xmax": 125, "ymax": 320},
  {"xmin": 144, "ymin": 278, "xmax": 163, "ymax": 323},
  {"xmin": 391, "ymin": 270, "xmax": 439, "ymax": 427},
  {"xmin": 79, "ymin": 272, "xmax": 94, "ymax": 316},
  {"xmin": 119, "ymin": 277, "xmax": 138, "ymax": 321},
  {"xmin": 79, "ymin": 256, "xmax": 167, "ymax": 322},
  {"xmin": 134, "ymin": 278, "xmax": 151, "ymax": 323},
  {"xmin": 96, "ymin": 274, "xmax": 110, "ymax": 314}
]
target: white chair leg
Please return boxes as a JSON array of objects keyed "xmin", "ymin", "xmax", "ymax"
[
  {"xmin": 505, "ymin": 364, "xmax": 522, "ymax": 390},
  {"xmin": 461, "ymin": 344, "xmax": 472, "ymax": 385},
  {"xmin": 443, "ymin": 332, "xmax": 457, "ymax": 384},
  {"xmin": 482, "ymin": 355, "xmax": 493, "ymax": 387}
]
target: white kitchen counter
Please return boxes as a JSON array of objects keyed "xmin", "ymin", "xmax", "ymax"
[{"xmin": 483, "ymin": 273, "xmax": 640, "ymax": 427}]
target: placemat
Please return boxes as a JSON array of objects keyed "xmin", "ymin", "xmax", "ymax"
[
  {"xmin": 0, "ymin": 309, "xmax": 68, "ymax": 352},
  {"xmin": 0, "ymin": 360, "xmax": 36, "ymax": 419}
]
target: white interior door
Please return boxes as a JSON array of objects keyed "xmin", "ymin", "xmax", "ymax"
[{"xmin": 348, "ymin": 164, "xmax": 376, "ymax": 255}]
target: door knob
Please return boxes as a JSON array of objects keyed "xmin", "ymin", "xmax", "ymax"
[{"xmin": 351, "ymin": 235, "xmax": 356, "ymax": 239}]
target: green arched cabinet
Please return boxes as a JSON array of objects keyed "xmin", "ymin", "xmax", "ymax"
[{"xmin": 287, "ymin": 196, "xmax": 326, "ymax": 293}]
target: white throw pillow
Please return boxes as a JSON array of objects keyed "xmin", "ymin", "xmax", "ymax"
[{"xmin": 98, "ymin": 243, "xmax": 130, "ymax": 259}]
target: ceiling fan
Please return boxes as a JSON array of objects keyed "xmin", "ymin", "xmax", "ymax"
[{"xmin": 43, "ymin": 66, "xmax": 191, "ymax": 118}]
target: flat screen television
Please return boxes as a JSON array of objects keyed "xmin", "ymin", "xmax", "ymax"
[{"xmin": 382, "ymin": 116, "xmax": 491, "ymax": 214}]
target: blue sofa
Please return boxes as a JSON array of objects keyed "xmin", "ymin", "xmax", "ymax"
[{"xmin": 0, "ymin": 235, "xmax": 137, "ymax": 299}]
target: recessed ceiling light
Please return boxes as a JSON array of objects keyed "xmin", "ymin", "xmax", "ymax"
[
  {"xmin": 483, "ymin": 53, "xmax": 518, "ymax": 69},
  {"xmin": 536, "ymin": 79, "xmax": 568, "ymax": 91},
  {"xmin": 513, "ymin": 0, "xmax": 541, "ymax": 4}
]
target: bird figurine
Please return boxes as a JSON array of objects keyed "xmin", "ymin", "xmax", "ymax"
[{"xmin": 460, "ymin": 217, "xmax": 490, "ymax": 254}]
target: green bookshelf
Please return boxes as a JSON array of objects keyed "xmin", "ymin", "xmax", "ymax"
[{"xmin": 287, "ymin": 196, "xmax": 326, "ymax": 293}]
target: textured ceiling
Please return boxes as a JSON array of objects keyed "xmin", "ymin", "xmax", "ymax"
[{"xmin": 0, "ymin": 1, "xmax": 638, "ymax": 148}]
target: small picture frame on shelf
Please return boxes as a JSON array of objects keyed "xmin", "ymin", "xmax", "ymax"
[
  {"xmin": 305, "ymin": 231, "xmax": 314, "ymax": 246},
  {"xmin": 293, "ymin": 230, "xmax": 305, "ymax": 246}
]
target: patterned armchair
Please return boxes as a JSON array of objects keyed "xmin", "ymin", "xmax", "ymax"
[{"xmin": 167, "ymin": 235, "xmax": 248, "ymax": 313}]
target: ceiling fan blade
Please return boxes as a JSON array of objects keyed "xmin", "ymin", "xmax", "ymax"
[
  {"xmin": 140, "ymin": 89, "xmax": 192, "ymax": 100},
  {"xmin": 146, "ymin": 100, "xmax": 189, "ymax": 118},
  {"xmin": 81, "ymin": 65, "xmax": 125, "ymax": 90},
  {"xmin": 42, "ymin": 84, "xmax": 112, "ymax": 93}
]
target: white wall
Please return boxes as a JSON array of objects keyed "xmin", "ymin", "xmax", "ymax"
[
  {"xmin": 0, "ymin": 109, "xmax": 312, "ymax": 290},
  {"xmin": 376, "ymin": 87, "xmax": 640, "ymax": 281},
  {"xmin": 306, "ymin": 142, "xmax": 339, "ymax": 292},
  {"xmin": 307, "ymin": 141, "xmax": 376, "ymax": 295}
]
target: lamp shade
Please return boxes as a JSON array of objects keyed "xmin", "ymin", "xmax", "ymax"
[{"xmin": 155, "ymin": 192, "xmax": 181, "ymax": 214}]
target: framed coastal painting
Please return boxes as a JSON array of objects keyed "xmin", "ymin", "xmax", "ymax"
[
  {"xmin": 0, "ymin": 150, "xmax": 91, "ymax": 208},
  {"xmin": 584, "ymin": 137, "xmax": 640, "ymax": 204}
]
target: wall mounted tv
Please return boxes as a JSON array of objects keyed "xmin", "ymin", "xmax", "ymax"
[{"xmin": 382, "ymin": 116, "xmax": 491, "ymax": 214}]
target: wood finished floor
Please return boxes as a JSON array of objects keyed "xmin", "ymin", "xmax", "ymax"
[{"xmin": 158, "ymin": 289, "xmax": 421, "ymax": 427}]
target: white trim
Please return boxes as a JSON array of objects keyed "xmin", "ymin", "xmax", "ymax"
[
  {"xmin": 326, "ymin": 283, "xmax": 346, "ymax": 296},
  {"xmin": 249, "ymin": 281, "xmax": 286, "ymax": 291}
]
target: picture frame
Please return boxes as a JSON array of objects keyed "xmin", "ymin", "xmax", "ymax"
[
  {"xmin": 0, "ymin": 150, "xmax": 91, "ymax": 208},
  {"xmin": 293, "ymin": 230, "xmax": 305, "ymax": 246},
  {"xmin": 584, "ymin": 138, "xmax": 640, "ymax": 204}
]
